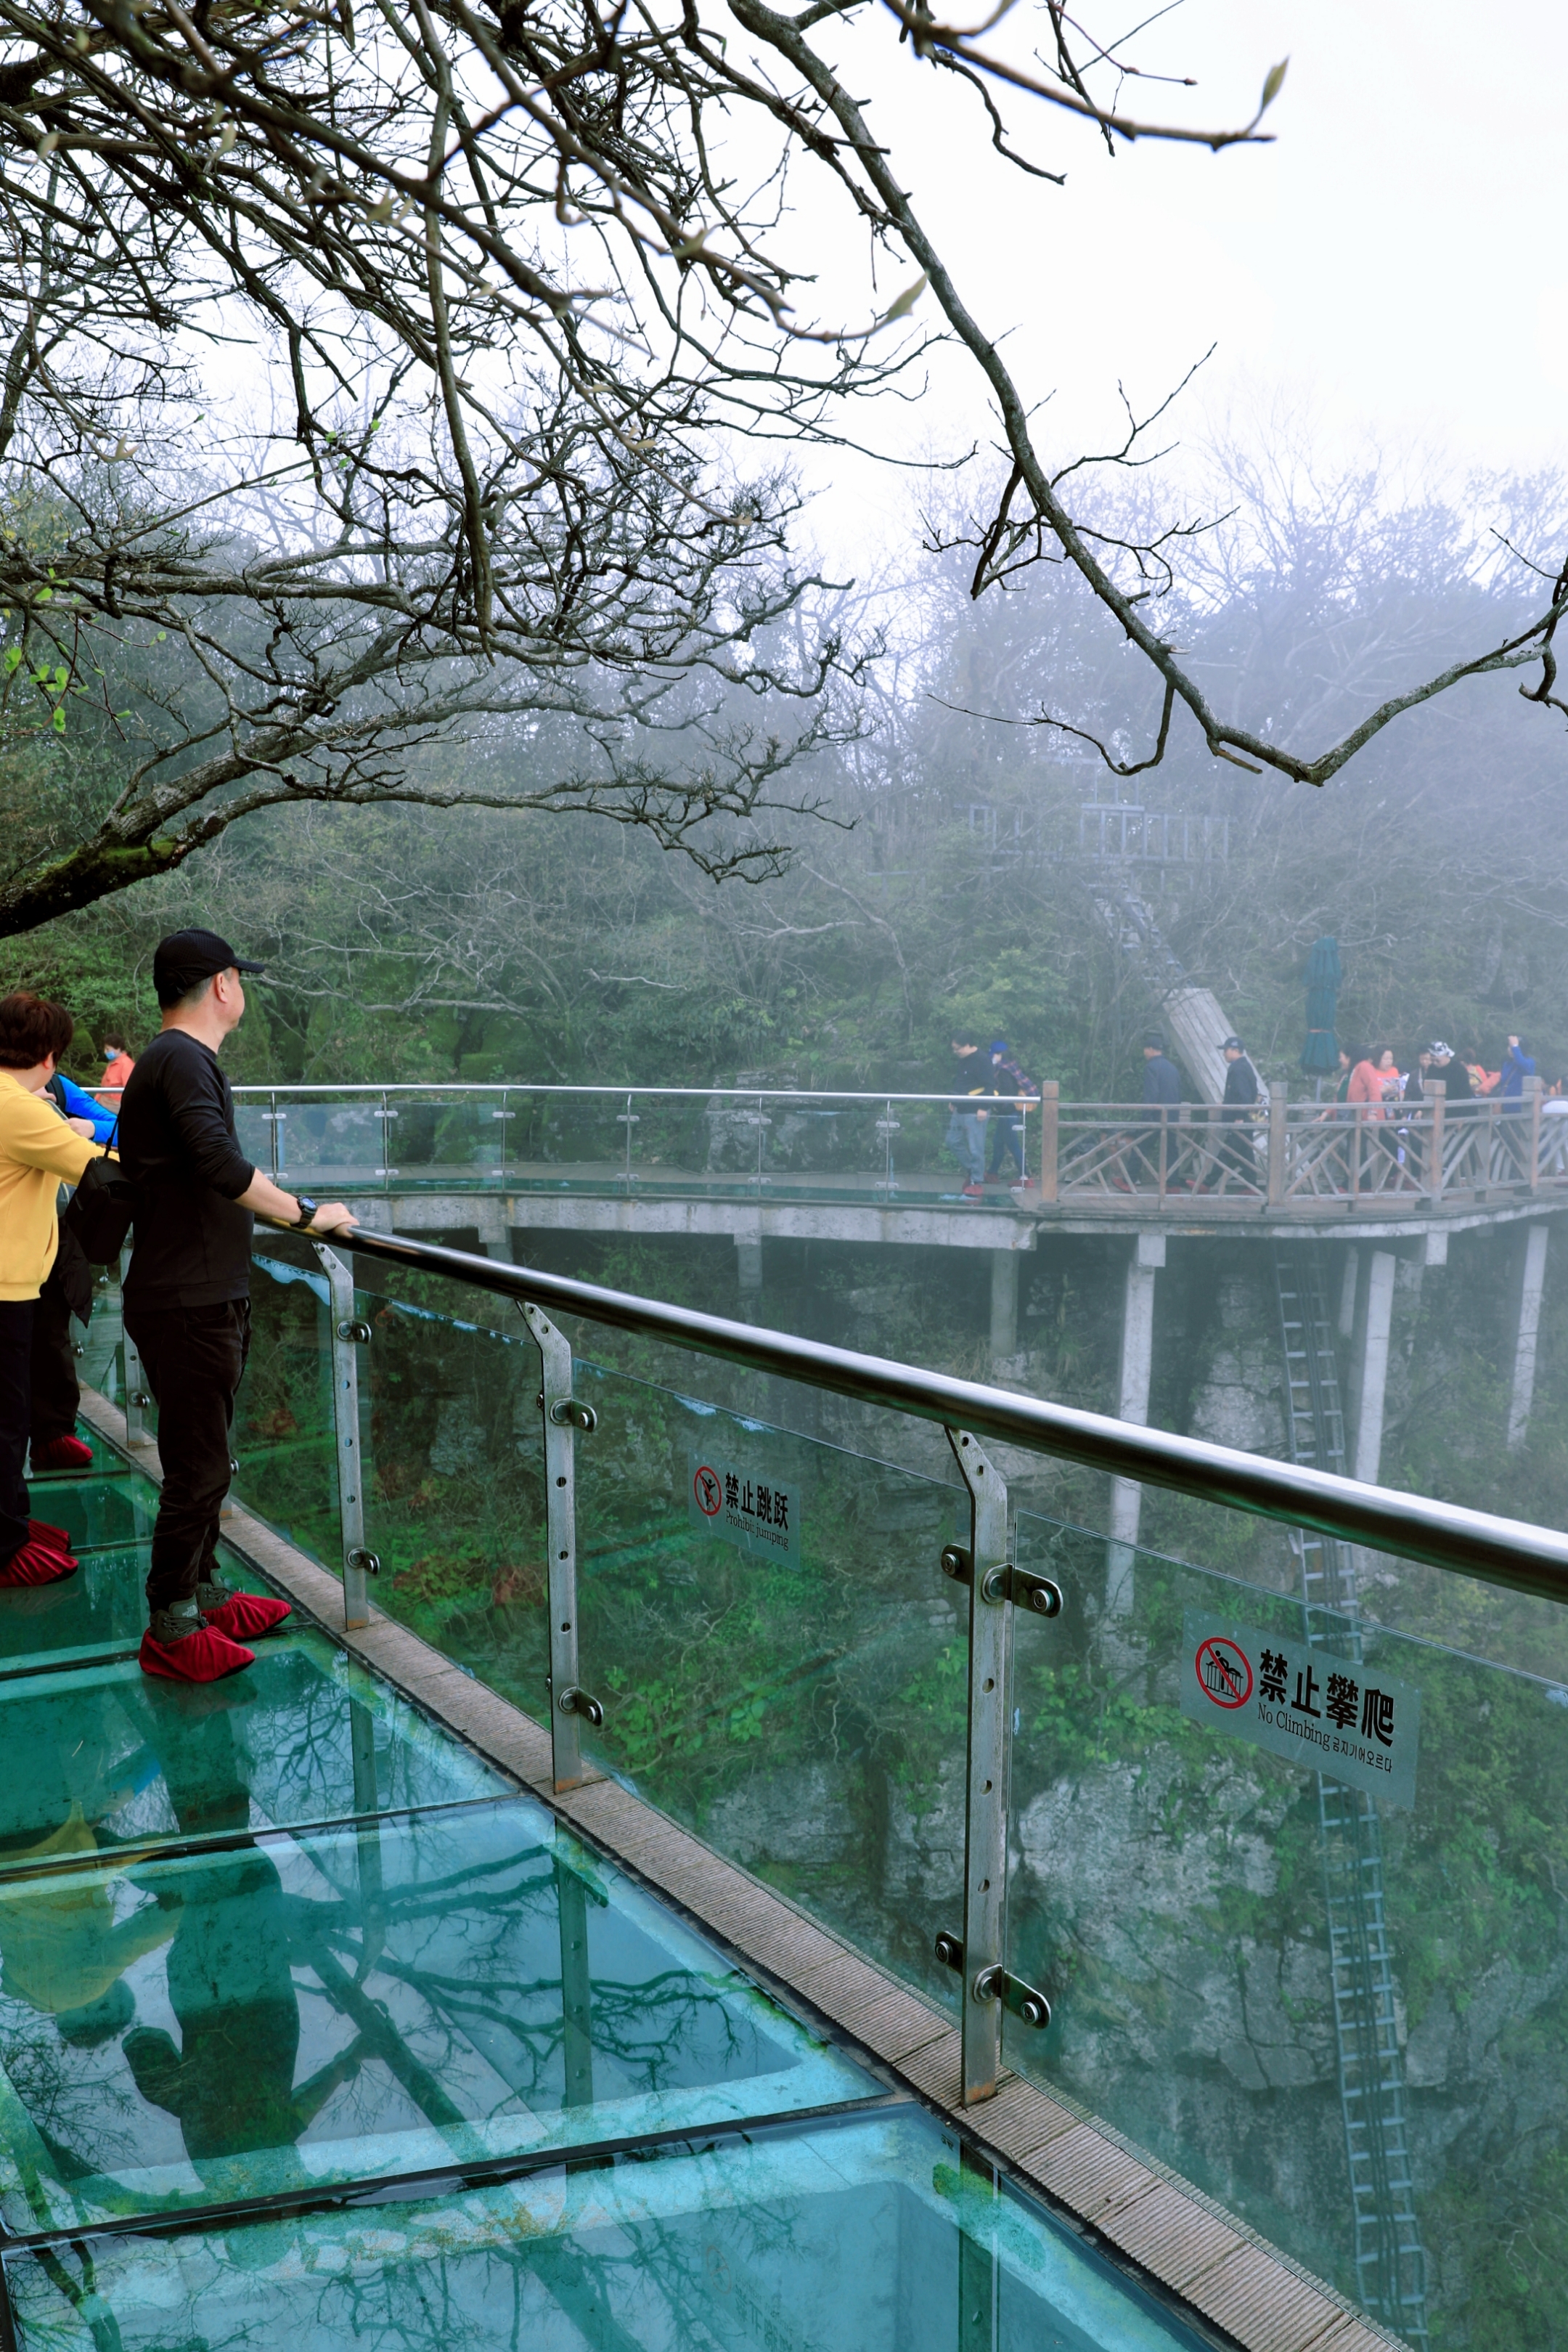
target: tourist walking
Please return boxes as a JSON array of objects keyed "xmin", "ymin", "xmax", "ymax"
[
  {"xmin": 1135, "ymin": 1031, "xmax": 1181, "ymax": 1187},
  {"xmin": 984, "ymin": 1038, "xmax": 1038, "ymax": 1186},
  {"xmin": 945, "ymin": 1037, "xmax": 991, "ymax": 1198},
  {"xmin": 0, "ymin": 994, "xmax": 110, "ymax": 1587},
  {"xmin": 1217, "ymin": 1036, "xmax": 1261, "ymax": 1189},
  {"xmin": 120, "ymin": 929, "xmax": 356, "ymax": 1684}
]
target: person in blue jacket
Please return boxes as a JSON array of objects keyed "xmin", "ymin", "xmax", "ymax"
[
  {"xmin": 30, "ymin": 1068, "xmax": 118, "ymax": 1471},
  {"xmin": 1498, "ymin": 1034, "xmax": 1538, "ymax": 1182}
]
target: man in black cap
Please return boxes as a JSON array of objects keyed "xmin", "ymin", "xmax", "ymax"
[
  {"xmin": 120, "ymin": 931, "xmax": 356, "ymax": 1683},
  {"xmin": 1131, "ymin": 1030, "xmax": 1182, "ymax": 1187}
]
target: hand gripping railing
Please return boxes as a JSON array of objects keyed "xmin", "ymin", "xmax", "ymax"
[{"xmin": 277, "ymin": 1219, "xmax": 1568, "ymax": 2107}]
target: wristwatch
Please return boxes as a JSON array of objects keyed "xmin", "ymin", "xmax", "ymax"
[{"xmin": 293, "ymin": 1195, "xmax": 319, "ymax": 1229}]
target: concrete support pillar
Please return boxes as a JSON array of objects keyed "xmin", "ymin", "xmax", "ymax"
[
  {"xmin": 735, "ymin": 1232, "xmax": 763, "ymax": 1322},
  {"xmin": 1350, "ymin": 1248, "xmax": 1397, "ymax": 1486},
  {"xmin": 1507, "ymin": 1221, "xmax": 1550, "ymax": 1452},
  {"xmin": 1106, "ymin": 1232, "xmax": 1164, "ymax": 1614},
  {"xmin": 1337, "ymin": 1247, "xmax": 1359, "ymax": 1340},
  {"xmin": 989, "ymin": 1250, "xmax": 1019, "ymax": 1364}
]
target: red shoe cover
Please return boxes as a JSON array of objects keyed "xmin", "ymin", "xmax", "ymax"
[
  {"xmin": 203, "ymin": 1592, "xmax": 292, "ymax": 1640},
  {"xmin": 28, "ymin": 1518, "xmax": 73, "ymax": 1553},
  {"xmin": 139, "ymin": 1624, "xmax": 255, "ymax": 1682},
  {"xmin": 32, "ymin": 1434, "xmax": 93, "ymax": 1470},
  {"xmin": 0, "ymin": 1537, "xmax": 78, "ymax": 1587}
]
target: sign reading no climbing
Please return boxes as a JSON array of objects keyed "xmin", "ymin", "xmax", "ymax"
[
  {"xmin": 1180, "ymin": 1607, "xmax": 1421, "ymax": 1809},
  {"xmin": 687, "ymin": 1452, "xmax": 801, "ymax": 1565}
]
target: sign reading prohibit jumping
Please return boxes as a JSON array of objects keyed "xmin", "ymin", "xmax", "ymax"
[
  {"xmin": 687, "ymin": 1453, "xmax": 801, "ymax": 1566},
  {"xmin": 1180, "ymin": 1608, "xmax": 1421, "ymax": 1809}
]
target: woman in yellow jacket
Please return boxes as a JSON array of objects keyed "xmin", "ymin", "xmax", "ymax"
[{"xmin": 0, "ymin": 993, "xmax": 109, "ymax": 1584}]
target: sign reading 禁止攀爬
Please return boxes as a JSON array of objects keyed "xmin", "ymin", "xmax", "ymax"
[
  {"xmin": 1180, "ymin": 1608, "xmax": 1420, "ymax": 1809},
  {"xmin": 687, "ymin": 1453, "xmax": 801, "ymax": 1566}
]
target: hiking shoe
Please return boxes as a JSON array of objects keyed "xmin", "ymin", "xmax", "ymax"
[
  {"xmin": 197, "ymin": 1579, "xmax": 292, "ymax": 1640},
  {"xmin": 28, "ymin": 1517, "xmax": 73, "ymax": 1554},
  {"xmin": 962, "ymin": 1183, "xmax": 984, "ymax": 1199},
  {"xmin": 31, "ymin": 1433, "xmax": 93, "ymax": 1472},
  {"xmin": 140, "ymin": 1609, "xmax": 254, "ymax": 1682},
  {"xmin": 0, "ymin": 1537, "xmax": 77, "ymax": 1587}
]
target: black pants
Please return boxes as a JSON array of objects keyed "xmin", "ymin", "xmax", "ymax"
[
  {"xmin": 0, "ymin": 1300, "xmax": 35, "ymax": 1565},
  {"xmin": 125, "ymin": 1298, "xmax": 250, "ymax": 1612},
  {"xmin": 29, "ymin": 1268, "xmax": 80, "ymax": 1446}
]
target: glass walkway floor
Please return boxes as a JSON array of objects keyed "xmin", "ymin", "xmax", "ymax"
[{"xmin": 0, "ymin": 1442, "xmax": 1212, "ymax": 2352}]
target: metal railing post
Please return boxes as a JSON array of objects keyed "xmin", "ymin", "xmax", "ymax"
[
  {"xmin": 523, "ymin": 1300, "xmax": 599, "ymax": 1791},
  {"xmin": 950, "ymin": 1427, "xmax": 1012, "ymax": 2104},
  {"xmin": 315, "ymin": 1242, "xmax": 375, "ymax": 1630},
  {"xmin": 118, "ymin": 1248, "xmax": 149, "ymax": 1445}
]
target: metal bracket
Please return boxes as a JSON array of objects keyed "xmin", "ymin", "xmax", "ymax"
[
  {"xmin": 549, "ymin": 1398, "xmax": 597, "ymax": 1432},
  {"xmin": 935, "ymin": 1935, "xmax": 1051, "ymax": 2031},
  {"xmin": 523, "ymin": 1300, "xmax": 592, "ymax": 1793},
  {"xmin": 337, "ymin": 1318, "xmax": 374, "ymax": 1346},
  {"xmin": 941, "ymin": 1546, "xmax": 1062, "ymax": 1618},
  {"xmin": 557, "ymin": 1685, "xmax": 604, "ymax": 1727},
  {"xmin": 315, "ymin": 1242, "xmax": 373, "ymax": 1631},
  {"xmin": 946, "ymin": 1425, "xmax": 1011, "ymax": 2105}
]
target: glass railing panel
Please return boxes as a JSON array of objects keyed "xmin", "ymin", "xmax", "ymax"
[
  {"xmin": 352, "ymin": 1275, "xmax": 547, "ymax": 1690},
  {"xmin": 235, "ymin": 1251, "xmax": 340, "ymax": 1568},
  {"xmin": 269, "ymin": 1092, "xmax": 391, "ymax": 1191},
  {"xmin": 3, "ymin": 2107, "xmax": 1212, "ymax": 2352},
  {"xmin": 0, "ymin": 1794, "xmax": 875, "ymax": 2233},
  {"xmin": 571, "ymin": 1357, "xmax": 968, "ymax": 2011},
  {"xmin": 1005, "ymin": 1507, "xmax": 1568, "ymax": 2351},
  {"xmin": 383, "ymin": 1089, "xmax": 502, "ymax": 1188}
]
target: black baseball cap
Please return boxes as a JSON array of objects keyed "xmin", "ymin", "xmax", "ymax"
[{"xmin": 152, "ymin": 929, "xmax": 266, "ymax": 1005}]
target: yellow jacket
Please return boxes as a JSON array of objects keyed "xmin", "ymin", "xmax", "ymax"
[{"xmin": 0, "ymin": 1070, "xmax": 105, "ymax": 1301}]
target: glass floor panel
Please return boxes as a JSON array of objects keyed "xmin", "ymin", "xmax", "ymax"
[
  {"xmin": 0, "ymin": 1639, "xmax": 504, "ymax": 1868},
  {"xmin": 4, "ymin": 2108, "xmax": 1208, "ymax": 2352},
  {"xmin": 0, "ymin": 1795, "xmax": 878, "ymax": 2231}
]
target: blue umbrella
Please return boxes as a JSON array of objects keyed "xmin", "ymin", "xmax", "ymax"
[{"xmin": 1300, "ymin": 935, "xmax": 1342, "ymax": 1074}]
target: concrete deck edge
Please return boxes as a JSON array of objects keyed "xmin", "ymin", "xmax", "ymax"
[{"xmin": 78, "ymin": 1385, "xmax": 1404, "ymax": 2352}]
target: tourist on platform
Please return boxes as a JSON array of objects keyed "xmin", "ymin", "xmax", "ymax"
[
  {"xmin": 1413, "ymin": 1041, "xmax": 1473, "ymax": 1104},
  {"xmin": 1217, "ymin": 1035, "xmax": 1261, "ymax": 1189},
  {"xmin": 28, "ymin": 1066, "xmax": 116, "ymax": 1476},
  {"xmin": 96, "ymin": 1035, "xmax": 135, "ymax": 1108},
  {"xmin": 120, "ymin": 929, "xmax": 356, "ymax": 1684},
  {"xmin": 1132, "ymin": 1031, "xmax": 1181, "ymax": 1187},
  {"xmin": 0, "ymin": 993, "xmax": 110, "ymax": 1588},
  {"xmin": 945, "ymin": 1037, "xmax": 990, "ymax": 1200},
  {"xmin": 1496, "ymin": 1033, "xmax": 1538, "ymax": 1180},
  {"xmin": 984, "ymin": 1038, "xmax": 1038, "ymax": 1186}
]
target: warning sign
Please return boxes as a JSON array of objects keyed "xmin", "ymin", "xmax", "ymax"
[
  {"xmin": 686, "ymin": 1453, "xmax": 801, "ymax": 1565},
  {"xmin": 1180, "ymin": 1608, "xmax": 1420, "ymax": 1809}
]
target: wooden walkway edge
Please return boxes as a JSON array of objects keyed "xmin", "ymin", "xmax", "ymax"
[{"xmin": 78, "ymin": 1385, "xmax": 1402, "ymax": 2352}]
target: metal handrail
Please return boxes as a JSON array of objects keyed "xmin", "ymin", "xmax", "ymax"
[{"xmin": 293, "ymin": 1220, "xmax": 1568, "ymax": 1608}]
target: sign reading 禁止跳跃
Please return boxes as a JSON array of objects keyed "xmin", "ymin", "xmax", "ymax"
[
  {"xmin": 1180, "ymin": 1608, "xmax": 1420, "ymax": 1808},
  {"xmin": 687, "ymin": 1454, "xmax": 800, "ymax": 1565}
]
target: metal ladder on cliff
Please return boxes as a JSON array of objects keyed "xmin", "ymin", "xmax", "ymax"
[{"xmin": 1272, "ymin": 1244, "xmax": 1430, "ymax": 2348}]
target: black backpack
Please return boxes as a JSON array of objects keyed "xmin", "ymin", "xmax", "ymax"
[{"xmin": 49, "ymin": 1082, "xmax": 138, "ymax": 1265}]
